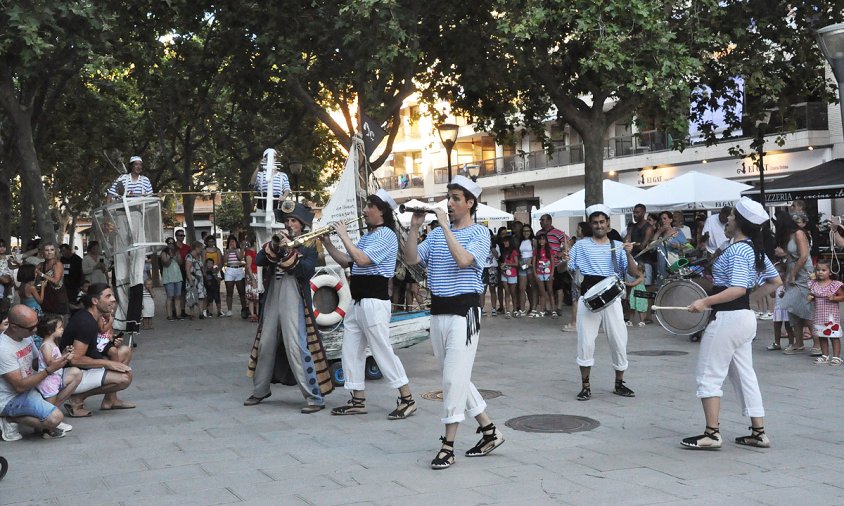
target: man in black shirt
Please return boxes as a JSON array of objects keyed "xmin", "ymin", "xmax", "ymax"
[
  {"xmin": 60, "ymin": 283, "xmax": 134, "ymax": 417},
  {"xmin": 60, "ymin": 244, "xmax": 83, "ymax": 309},
  {"xmin": 624, "ymin": 204, "xmax": 655, "ymax": 282}
]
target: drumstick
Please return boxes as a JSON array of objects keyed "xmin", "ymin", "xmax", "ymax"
[
  {"xmin": 609, "ymin": 242, "xmax": 638, "ymax": 252},
  {"xmin": 651, "ymin": 305, "xmax": 693, "ymax": 311}
]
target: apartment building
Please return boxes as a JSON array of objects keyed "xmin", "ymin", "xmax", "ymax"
[{"xmin": 377, "ymin": 89, "xmax": 842, "ymax": 233}]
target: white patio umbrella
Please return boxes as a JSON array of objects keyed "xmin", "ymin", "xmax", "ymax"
[
  {"xmin": 641, "ymin": 171, "xmax": 751, "ymax": 210},
  {"xmin": 532, "ymin": 180, "xmax": 649, "ymax": 219}
]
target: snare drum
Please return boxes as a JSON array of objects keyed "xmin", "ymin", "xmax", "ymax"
[
  {"xmin": 653, "ymin": 279, "xmax": 710, "ymax": 335},
  {"xmin": 582, "ymin": 276, "xmax": 626, "ymax": 312}
]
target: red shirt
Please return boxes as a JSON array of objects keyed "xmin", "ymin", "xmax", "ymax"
[
  {"xmin": 178, "ymin": 243, "xmax": 191, "ymax": 261},
  {"xmin": 541, "ymin": 226, "xmax": 567, "ymax": 266},
  {"xmin": 244, "ymin": 249, "xmax": 257, "ymax": 274}
]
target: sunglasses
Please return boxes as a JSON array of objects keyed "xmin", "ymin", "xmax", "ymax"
[
  {"xmin": 176, "ymin": 234, "xmax": 185, "ymax": 237},
  {"xmin": 10, "ymin": 321, "xmax": 38, "ymax": 332}
]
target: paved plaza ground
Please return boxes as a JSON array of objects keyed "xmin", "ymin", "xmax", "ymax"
[{"xmin": 2, "ymin": 293, "xmax": 844, "ymax": 505}]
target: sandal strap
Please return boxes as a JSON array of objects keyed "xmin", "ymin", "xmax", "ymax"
[
  {"xmin": 705, "ymin": 426, "xmax": 720, "ymax": 436},
  {"xmin": 346, "ymin": 396, "xmax": 366, "ymax": 407},
  {"xmin": 476, "ymin": 423, "xmax": 496, "ymax": 435},
  {"xmin": 748, "ymin": 426, "xmax": 765, "ymax": 436}
]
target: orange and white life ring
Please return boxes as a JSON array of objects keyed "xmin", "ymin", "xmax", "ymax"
[{"xmin": 309, "ymin": 273, "xmax": 351, "ymax": 326}]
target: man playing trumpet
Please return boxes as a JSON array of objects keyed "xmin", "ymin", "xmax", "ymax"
[
  {"xmin": 320, "ymin": 189, "xmax": 417, "ymax": 419},
  {"xmin": 245, "ymin": 203, "xmax": 333, "ymax": 413}
]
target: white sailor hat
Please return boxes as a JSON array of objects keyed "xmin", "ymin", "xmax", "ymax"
[
  {"xmin": 585, "ymin": 203, "xmax": 612, "ymax": 219},
  {"xmin": 448, "ymin": 175, "xmax": 482, "ymax": 199},
  {"xmin": 735, "ymin": 197, "xmax": 768, "ymax": 225},
  {"xmin": 373, "ymin": 188, "xmax": 398, "ymax": 210},
  {"xmin": 129, "ymin": 156, "xmax": 142, "ymax": 164}
]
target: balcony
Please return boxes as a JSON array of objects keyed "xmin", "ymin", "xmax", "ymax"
[{"xmin": 431, "ymin": 102, "xmax": 828, "ymax": 182}]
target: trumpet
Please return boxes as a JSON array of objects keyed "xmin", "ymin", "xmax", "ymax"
[
  {"xmin": 273, "ymin": 215, "xmax": 365, "ymax": 249},
  {"xmin": 399, "ymin": 204, "xmax": 438, "ymax": 214}
]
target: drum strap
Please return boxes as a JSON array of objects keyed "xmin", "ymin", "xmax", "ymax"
[{"xmin": 579, "ymin": 241, "xmax": 621, "ymax": 294}]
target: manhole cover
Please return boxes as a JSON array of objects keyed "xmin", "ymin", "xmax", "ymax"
[
  {"xmin": 506, "ymin": 414, "xmax": 600, "ymax": 434},
  {"xmin": 628, "ymin": 350, "xmax": 688, "ymax": 356},
  {"xmin": 421, "ymin": 389, "xmax": 503, "ymax": 401}
]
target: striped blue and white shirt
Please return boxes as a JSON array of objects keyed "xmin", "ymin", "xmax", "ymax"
[
  {"xmin": 352, "ymin": 227, "xmax": 397, "ymax": 278},
  {"xmin": 256, "ymin": 171, "xmax": 290, "ymax": 197},
  {"xmin": 107, "ymin": 174, "xmax": 153, "ymax": 198},
  {"xmin": 712, "ymin": 240, "xmax": 779, "ymax": 288},
  {"xmin": 567, "ymin": 237, "xmax": 628, "ymax": 277},
  {"xmin": 417, "ymin": 224, "xmax": 489, "ymax": 296}
]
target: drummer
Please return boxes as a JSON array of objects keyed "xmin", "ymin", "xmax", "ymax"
[
  {"xmin": 563, "ymin": 204, "xmax": 638, "ymax": 401},
  {"xmin": 682, "ymin": 197, "xmax": 780, "ymax": 450}
]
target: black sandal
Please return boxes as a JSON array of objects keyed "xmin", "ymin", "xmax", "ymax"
[
  {"xmin": 387, "ymin": 394, "xmax": 416, "ymax": 420},
  {"xmin": 681, "ymin": 426, "xmax": 722, "ymax": 450},
  {"xmin": 735, "ymin": 426, "xmax": 770, "ymax": 448},
  {"xmin": 577, "ymin": 379, "xmax": 591, "ymax": 401},
  {"xmin": 465, "ymin": 423, "xmax": 505, "ymax": 457},
  {"xmin": 330, "ymin": 395, "xmax": 367, "ymax": 415},
  {"xmin": 431, "ymin": 437, "xmax": 455, "ymax": 469}
]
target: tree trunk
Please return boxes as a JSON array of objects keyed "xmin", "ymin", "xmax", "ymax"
[
  {"xmin": 67, "ymin": 213, "xmax": 78, "ymax": 248},
  {"xmin": 182, "ymin": 193, "xmax": 197, "ymax": 242},
  {"xmin": 12, "ymin": 112, "xmax": 57, "ymax": 242},
  {"xmin": 0, "ymin": 159, "xmax": 12, "ymax": 245},
  {"xmin": 239, "ymin": 161, "xmax": 252, "ymax": 232},
  {"xmin": 21, "ymin": 187, "xmax": 33, "ymax": 245},
  {"xmin": 581, "ymin": 126, "xmax": 607, "ymax": 208}
]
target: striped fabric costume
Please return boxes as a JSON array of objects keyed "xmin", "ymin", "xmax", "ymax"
[
  {"xmin": 256, "ymin": 171, "xmax": 291, "ymax": 197},
  {"xmin": 107, "ymin": 174, "xmax": 153, "ymax": 198}
]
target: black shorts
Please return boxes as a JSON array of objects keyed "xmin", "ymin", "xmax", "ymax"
[
  {"xmin": 553, "ymin": 270, "xmax": 569, "ymax": 291},
  {"xmin": 483, "ymin": 267, "xmax": 499, "ymax": 286}
]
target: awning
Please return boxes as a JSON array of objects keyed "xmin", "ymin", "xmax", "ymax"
[
  {"xmin": 184, "ymin": 220, "xmax": 215, "ymax": 228},
  {"xmin": 742, "ymin": 158, "xmax": 844, "ymax": 203}
]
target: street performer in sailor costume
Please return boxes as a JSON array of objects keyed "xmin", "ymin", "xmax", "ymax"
[
  {"xmin": 563, "ymin": 204, "xmax": 638, "ymax": 401},
  {"xmin": 681, "ymin": 197, "xmax": 780, "ymax": 450},
  {"xmin": 404, "ymin": 175, "xmax": 504, "ymax": 470},
  {"xmin": 320, "ymin": 189, "xmax": 417, "ymax": 419}
]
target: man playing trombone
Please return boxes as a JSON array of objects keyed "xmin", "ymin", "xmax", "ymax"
[{"xmin": 320, "ymin": 189, "xmax": 417, "ymax": 419}]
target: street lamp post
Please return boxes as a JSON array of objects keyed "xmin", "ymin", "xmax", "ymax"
[
  {"xmin": 754, "ymin": 112, "xmax": 771, "ymax": 205},
  {"xmin": 289, "ymin": 161, "xmax": 303, "ymax": 203},
  {"xmin": 437, "ymin": 123, "xmax": 459, "ymax": 183},
  {"xmin": 211, "ymin": 191, "xmax": 217, "ymax": 240},
  {"xmin": 817, "ymin": 23, "xmax": 844, "ymax": 134},
  {"xmin": 467, "ymin": 164, "xmax": 480, "ymax": 182}
]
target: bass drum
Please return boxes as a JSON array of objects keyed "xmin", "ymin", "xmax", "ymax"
[{"xmin": 654, "ymin": 279, "xmax": 710, "ymax": 336}]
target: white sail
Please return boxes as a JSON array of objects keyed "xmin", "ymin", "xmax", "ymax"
[{"xmin": 313, "ymin": 138, "xmax": 364, "ymax": 254}]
